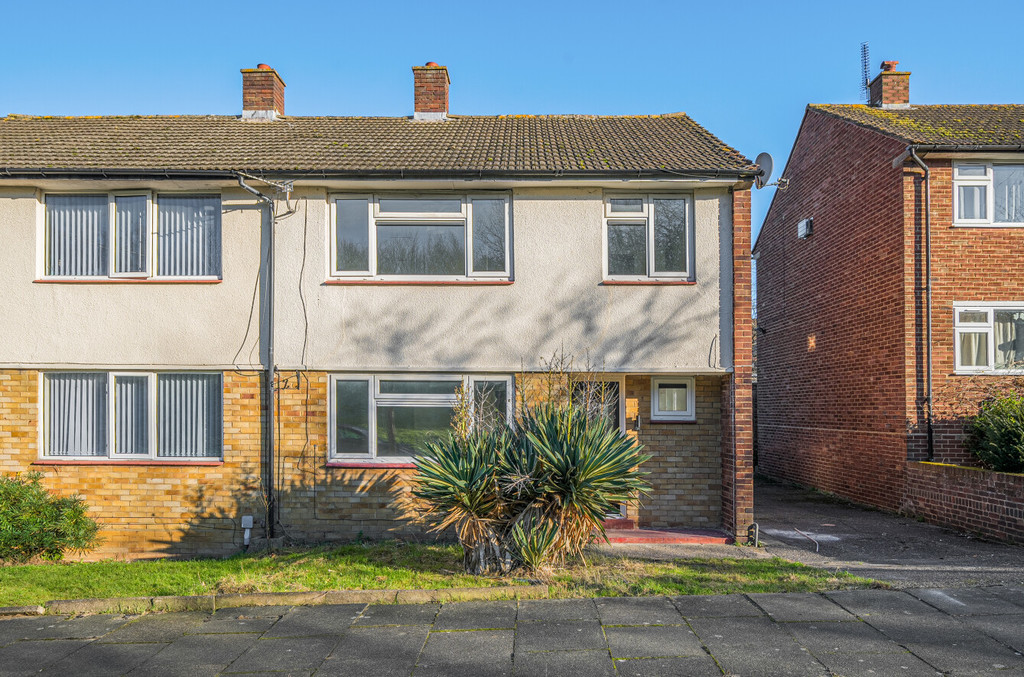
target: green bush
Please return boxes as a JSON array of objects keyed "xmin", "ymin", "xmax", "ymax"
[
  {"xmin": 967, "ymin": 393, "xmax": 1024, "ymax": 473},
  {"xmin": 0, "ymin": 473, "xmax": 100, "ymax": 563},
  {"xmin": 412, "ymin": 403, "xmax": 650, "ymax": 575}
]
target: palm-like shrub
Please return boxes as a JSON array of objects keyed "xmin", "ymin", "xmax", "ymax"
[{"xmin": 413, "ymin": 404, "xmax": 649, "ymax": 575}]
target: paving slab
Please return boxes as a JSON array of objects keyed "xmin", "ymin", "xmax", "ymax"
[
  {"xmin": 594, "ymin": 596, "xmax": 682, "ymax": 626},
  {"xmin": 98, "ymin": 611, "xmax": 210, "ymax": 642},
  {"xmin": 515, "ymin": 619, "xmax": 606, "ymax": 653},
  {"xmin": 983, "ymin": 585, "xmax": 1024, "ymax": 609},
  {"xmin": 783, "ymin": 620, "xmax": 907, "ymax": 654},
  {"xmin": 909, "ymin": 587, "xmax": 1024, "ymax": 616},
  {"xmin": 224, "ymin": 636, "xmax": 338, "ymax": 672},
  {"xmin": 0, "ymin": 617, "xmax": 67, "ymax": 647},
  {"xmin": 517, "ymin": 598, "xmax": 597, "ymax": 622},
  {"xmin": 960, "ymin": 614, "xmax": 1024, "ymax": 653},
  {"xmin": 604, "ymin": 624, "xmax": 704, "ymax": 658},
  {"xmin": 415, "ymin": 629, "xmax": 513, "ymax": 676},
  {"xmin": 212, "ymin": 605, "xmax": 293, "ymax": 619},
  {"xmin": 861, "ymin": 610, "xmax": 990, "ymax": 645},
  {"xmin": 689, "ymin": 616, "xmax": 828, "ymax": 677},
  {"xmin": 432, "ymin": 600, "xmax": 517, "ymax": 630},
  {"xmin": 189, "ymin": 615, "xmax": 279, "ymax": 634},
  {"xmin": 814, "ymin": 651, "xmax": 943, "ymax": 677},
  {"xmin": 8, "ymin": 614, "xmax": 129, "ymax": 640},
  {"xmin": 749, "ymin": 592, "xmax": 856, "ymax": 622},
  {"xmin": 354, "ymin": 603, "xmax": 440, "ymax": 626},
  {"xmin": 670, "ymin": 593, "xmax": 765, "ymax": 618},
  {"xmin": 132, "ymin": 632, "xmax": 258, "ymax": 673},
  {"xmin": 827, "ymin": 589, "xmax": 945, "ymax": 619},
  {"xmin": 613, "ymin": 655, "xmax": 724, "ymax": 677},
  {"xmin": 262, "ymin": 604, "xmax": 364, "ymax": 637},
  {"xmin": 513, "ymin": 649, "xmax": 616, "ymax": 677},
  {"xmin": 317, "ymin": 625, "xmax": 429, "ymax": 676},
  {"xmin": 0, "ymin": 639, "xmax": 92, "ymax": 676},
  {"xmin": 903, "ymin": 636, "xmax": 1024, "ymax": 675},
  {"xmin": 39, "ymin": 640, "xmax": 167, "ymax": 676}
]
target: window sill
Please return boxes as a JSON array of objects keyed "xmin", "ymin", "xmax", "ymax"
[
  {"xmin": 951, "ymin": 223, "xmax": 1024, "ymax": 229},
  {"xmin": 602, "ymin": 280, "xmax": 695, "ymax": 286},
  {"xmin": 647, "ymin": 418, "xmax": 698, "ymax": 424},
  {"xmin": 326, "ymin": 461, "xmax": 417, "ymax": 469},
  {"xmin": 34, "ymin": 278, "xmax": 222, "ymax": 284},
  {"xmin": 33, "ymin": 459, "xmax": 224, "ymax": 466},
  {"xmin": 954, "ymin": 370, "xmax": 1024, "ymax": 376},
  {"xmin": 324, "ymin": 279, "xmax": 513, "ymax": 286}
]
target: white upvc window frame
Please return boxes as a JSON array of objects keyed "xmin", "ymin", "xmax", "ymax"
[
  {"xmin": 39, "ymin": 370, "xmax": 224, "ymax": 460},
  {"xmin": 328, "ymin": 193, "xmax": 511, "ymax": 281},
  {"xmin": 952, "ymin": 162, "xmax": 1024, "ymax": 227},
  {"xmin": 602, "ymin": 193, "xmax": 694, "ymax": 281},
  {"xmin": 650, "ymin": 376, "xmax": 697, "ymax": 422},
  {"xmin": 41, "ymin": 191, "xmax": 223, "ymax": 280},
  {"xmin": 953, "ymin": 302, "xmax": 1024, "ymax": 375},
  {"xmin": 328, "ymin": 373, "xmax": 513, "ymax": 462}
]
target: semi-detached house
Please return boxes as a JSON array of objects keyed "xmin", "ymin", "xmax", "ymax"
[{"xmin": 0, "ymin": 64, "xmax": 755, "ymax": 558}]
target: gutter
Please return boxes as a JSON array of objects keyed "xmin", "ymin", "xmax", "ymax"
[{"xmin": 892, "ymin": 146, "xmax": 934, "ymax": 461}]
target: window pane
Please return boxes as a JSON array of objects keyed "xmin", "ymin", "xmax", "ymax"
[
  {"xmin": 336, "ymin": 199, "xmax": 369, "ymax": 272},
  {"xmin": 653, "ymin": 199, "xmax": 687, "ymax": 273},
  {"xmin": 377, "ymin": 224, "xmax": 465, "ymax": 275},
  {"xmin": 957, "ymin": 165, "xmax": 986, "ymax": 177},
  {"xmin": 376, "ymin": 405, "xmax": 454, "ymax": 457},
  {"xmin": 657, "ymin": 383, "xmax": 689, "ymax": 413},
  {"xmin": 157, "ymin": 373, "xmax": 222, "ymax": 457},
  {"xmin": 571, "ymin": 381, "xmax": 620, "ymax": 429},
  {"xmin": 45, "ymin": 373, "xmax": 107, "ymax": 456},
  {"xmin": 336, "ymin": 380, "xmax": 370, "ymax": 455},
  {"xmin": 473, "ymin": 380, "xmax": 508, "ymax": 428},
  {"xmin": 45, "ymin": 195, "xmax": 109, "ymax": 276},
  {"xmin": 157, "ymin": 195, "xmax": 221, "ymax": 277},
  {"xmin": 958, "ymin": 185, "xmax": 987, "ymax": 220},
  {"xmin": 471, "ymin": 200, "xmax": 506, "ymax": 272},
  {"xmin": 607, "ymin": 224, "xmax": 646, "ymax": 275},
  {"xmin": 609, "ymin": 198, "xmax": 644, "ymax": 213},
  {"xmin": 378, "ymin": 198, "xmax": 462, "ymax": 213},
  {"xmin": 959, "ymin": 332, "xmax": 989, "ymax": 368},
  {"xmin": 994, "ymin": 165, "xmax": 1024, "ymax": 223},
  {"xmin": 114, "ymin": 196, "xmax": 148, "ymax": 274},
  {"xmin": 379, "ymin": 380, "xmax": 460, "ymax": 395},
  {"xmin": 958, "ymin": 310, "xmax": 988, "ymax": 324},
  {"xmin": 994, "ymin": 310, "xmax": 1024, "ymax": 370},
  {"xmin": 114, "ymin": 375, "xmax": 149, "ymax": 455}
]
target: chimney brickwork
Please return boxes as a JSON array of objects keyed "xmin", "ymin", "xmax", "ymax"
[
  {"xmin": 869, "ymin": 61, "xmax": 910, "ymax": 109},
  {"xmin": 242, "ymin": 65, "xmax": 286, "ymax": 120},
  {"xmin": 412, "ymin": 63, "xmax": 450, "ymax": 120}
]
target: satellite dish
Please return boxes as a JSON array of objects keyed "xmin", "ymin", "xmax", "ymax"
[{"xmin": 755, "ymin": 152, "xmax": 774, "ymax": 189}]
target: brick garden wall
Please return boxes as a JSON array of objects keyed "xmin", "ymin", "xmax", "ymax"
[
  {"xmin": 0, "ymin": 370, "xmax": 265, "ymax": 560},
  {"xmin": 755, "ymin": 110, "xmax": 910, "ymax": 510},
  {"xmin": 905, "ymin": 462, "xmax": 1024, "ymax": 542}
]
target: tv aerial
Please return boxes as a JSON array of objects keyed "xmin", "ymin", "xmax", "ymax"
[{"xmin": 860, "ymin": 41, "xmax": 871, "ymax": 102}]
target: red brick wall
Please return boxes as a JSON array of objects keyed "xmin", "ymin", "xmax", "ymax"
[
  {"xmin": 903, "ymin": 160, "xmax": 1024, "ymax": 465},
  {"xmin": 869, "ymin": 72, "xmax": 910, "ymax": 107},
  {"xmin": 412, "ymin": 66, "xmax": 449, "ymax": 114},
  {"xmin": 755, "ymin": 109, "xmax": 910, "ymax": 510},
  {"xmin": 905, "ymin": 462, "xmax": 1024, "ymax": 542},
  {"xmin": 241, "ymin": 68, "xmax": 285, "ymax": 115}
]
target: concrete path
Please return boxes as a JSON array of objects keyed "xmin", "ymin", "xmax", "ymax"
[
  {"xmin": 2, "ymin": 588, "xmax": 1023, "ymax": 676},
  {"xmin": 755, "ymin": 479, "xmax": 1024, "ymax": 589}
]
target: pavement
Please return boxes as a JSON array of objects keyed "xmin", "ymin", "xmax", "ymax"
[
  {"xmin": 2, "ymin": 589, "xmax": 1024, "ymax": 676},
  {"xmin": 754, "ymin": 479, "xmax": 1024, "ymax": 589}
]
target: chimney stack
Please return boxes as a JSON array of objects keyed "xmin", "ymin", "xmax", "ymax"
[
  {"xmin": 869, "ymin": 60, "xmax": 910, "ymax": 109},
  {"xmin": 412, "ymin": 62, "xmax": 450, "ymax": 121},
  {"xmin": 241, "ymin": 64, "xmax": 285, "ymax": 120}
]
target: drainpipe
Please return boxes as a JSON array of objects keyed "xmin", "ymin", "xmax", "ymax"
[{"xmin": 906, "ymin": 148, "xmax": 935, "ymax": 461}]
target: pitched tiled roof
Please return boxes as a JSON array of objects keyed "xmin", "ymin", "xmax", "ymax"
[
  {"xmin": 810, "ymin": 104, "xmax": 1024, "ymax": 146},
  {"xmin": 0, "ymin": 114, "xmax": 753, "ymax": 176}
]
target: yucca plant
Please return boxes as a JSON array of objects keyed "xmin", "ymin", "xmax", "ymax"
[{"xmin": 412, "ymin": 400, "xmax": 649, "ymax": 575}]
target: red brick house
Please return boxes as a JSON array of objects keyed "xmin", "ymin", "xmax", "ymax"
[{"xmin": 754, "ymin": 61, "xmax": 1024, "ymax": 539}]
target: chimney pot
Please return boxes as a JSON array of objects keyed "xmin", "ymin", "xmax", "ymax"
[
  {"xmin": 869, "ymin": 60, "xmax": 910, "ymax": 109},
  {"xmin": 880, "ymin": 60, "xmax": 899, "ymax": 72},
  {"xmin": 412, "ymin": 63, "xmax": 450, "ymax": 121},
  {"xmin": 241, "ymin": 65, "xmax": 286, "ymax": 120}
]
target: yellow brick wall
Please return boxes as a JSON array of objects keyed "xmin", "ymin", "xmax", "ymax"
[{"xmin": 0, "ymin": 370, "xmax": 265, "ymax": 560}]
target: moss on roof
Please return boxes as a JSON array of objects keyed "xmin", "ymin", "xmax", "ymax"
[{"xmin": 810, "ymin": 104, "xmax": 1024, "ymax": 146}]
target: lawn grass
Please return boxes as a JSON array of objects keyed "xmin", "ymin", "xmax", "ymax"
[{"xmin": 0, "ymin": 542, "xmax": 877, "ymax": 607}]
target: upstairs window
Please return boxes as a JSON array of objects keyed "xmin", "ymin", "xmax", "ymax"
[
  {"xmin": 954, "ymin": 304, "xmax": 1024, "ymax": 374},
  {"xmin": 604, "ymin": 195, "xmax": 693, "ymax": 280},
  {"xmin": 953, "ymin": 163, "xmax": 1024, "ymax": 226},
  {"xmin": 44, "ymin": 193, "xmax": 222, "ymax": 278},
  {"xmin": 331, "ymin": 195, "xmax": 510, "ymax": 279}
]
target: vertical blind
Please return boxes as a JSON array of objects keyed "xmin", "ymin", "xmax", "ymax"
[
  {"xmin": 157, "ymin": 196, "xmax": 222, "ymax": 277},
  {"xmin": 158, "ymin": 373, "xmax": 222, "ymax": 457},
  {"xmin": 46, "ymin": 195, "xmax": 109, "ymax": 276},
  {"xmin": 114, "ymin": 375, "xmax": 149, "ymax": 455},
  {"xmin": 45, "ymin": 373, "xmax": 107, "ymax": 456},
  {"xmin": 114, "ymin": 196, "xmax": 148, "ymax": 274}
]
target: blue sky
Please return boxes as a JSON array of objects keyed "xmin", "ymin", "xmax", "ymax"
[{"xmin": 4, "ymin": 0, "xmax": 1023, "ymax": 235}]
